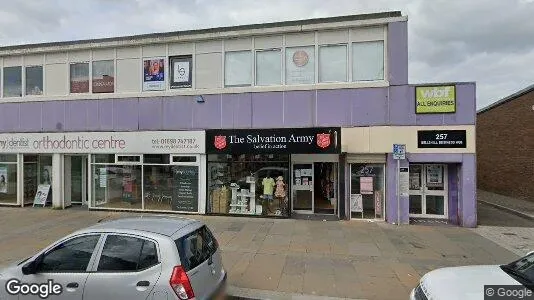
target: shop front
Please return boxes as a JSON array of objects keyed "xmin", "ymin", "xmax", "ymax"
[
  {"xmin": 205, "ymin": 128, "xmax": 341, "ymax": 218},
  {"xmin": 0, "ymin": 131, "xmax": 206, "ymax": 214}
]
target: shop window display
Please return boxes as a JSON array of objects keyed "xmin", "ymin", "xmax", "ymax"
[
  {"xmin": 208, "ymin": 154, "xmax": 289, "ymax": 217},
  {"xmin": 92, "ymin": 164, "xmax": 142, "ymax": 210},
  {"xmin": 350, "ymin": 164, "xmax": 385, "ymax": 219},
  {"xmin": 0, "ymin": 155, "xmax": 17, "ymax": 204}
]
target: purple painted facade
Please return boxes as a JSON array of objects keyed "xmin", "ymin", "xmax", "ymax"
[{"xmin": 0, "ymin": 84, "xmax": 475, "ymax": 132}]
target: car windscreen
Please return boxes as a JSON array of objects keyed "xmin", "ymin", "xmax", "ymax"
[
  {"xmin": 175, "ymin": 225, "xmax": 218, "ymax": 272},
  {"xmin": 503, "ymin": 253, "xmax": 534, "ymax": 283}
]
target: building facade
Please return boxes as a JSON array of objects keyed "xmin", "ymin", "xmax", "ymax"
[
  {"xmin": 0, "ymin": 12, "xmax": 477, "ymax": 226},
  {"xmin": 477, "ymin": 85, "xmax": 534, "ymax": 203}
]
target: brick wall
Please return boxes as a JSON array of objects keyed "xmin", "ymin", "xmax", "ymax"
[{"xmin": 477, "ymin": 89, "xmax": 534, "ymax": 202}]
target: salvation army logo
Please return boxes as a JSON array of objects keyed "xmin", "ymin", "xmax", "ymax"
[
  {"xmin": 316, "ymin": 133, "xmax": 331, "ymax": 149},
  {"xmin": 214, "ymin": 136, "xmax": 227, "ymax": 150},
  {"xmin": 293, "ymin": 50, "xmax": 309, "ymax": 67}
]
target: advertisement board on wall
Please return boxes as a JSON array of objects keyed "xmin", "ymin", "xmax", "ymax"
[
  {"xmin": 0, "ymin": 131, "xmax": 205, "ymax": 154},
  {"xmin": 143, "ymin": 58, "xmax": 165, "ymax": 91},
  {"xmin": 170, "ymin": 56, "xmax": 192, "ymax": 89},
  {"xmin": 415, "ymin": 85, "xmax": 456, "ymax": 114}
]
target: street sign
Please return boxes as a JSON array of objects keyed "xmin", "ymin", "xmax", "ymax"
[{"xmin": 393, "ymin": 144, "xmax": 406, "ymax": 160}]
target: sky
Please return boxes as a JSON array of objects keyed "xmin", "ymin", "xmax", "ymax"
[{"xmin": 0, "ymin": 0, "xmax": 533, "ymax": 109}]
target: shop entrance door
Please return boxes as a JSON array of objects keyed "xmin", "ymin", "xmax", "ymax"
[
  {"xmin": 64, "ymin": 155, "xmax": 88, "ymax": 207},
  {"xmin": 409, "ymin": 164, "xmax": 448, "ymax": 218},
  {"xmin": 292, "ymin": 163, "xmax": 314, "ymax": 213},
  {"xmin": 291, "ymin": 162, "xmax": 337, "ymax": 215}
]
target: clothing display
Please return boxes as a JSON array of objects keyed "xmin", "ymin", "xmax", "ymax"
[
  {"xmin": 262, "ymin": 176, "xmax": 275, "ymax": 196},
  {"xmin": 274, "ymin": 176, "xmax": 286, "ymax": 198}
]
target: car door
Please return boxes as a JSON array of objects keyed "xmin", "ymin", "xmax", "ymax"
[
  {"xmin": 83, "ymin": 234, "xmax": 162, "ymax": 300},
  {"xmin": 20, "ymin": 234, "xmax": 102, "ymax": 300}
]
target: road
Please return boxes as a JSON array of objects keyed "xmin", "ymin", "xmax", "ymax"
[{"xmin": 478, "ymin": 201, "xmax": 534, "ymax": 227}]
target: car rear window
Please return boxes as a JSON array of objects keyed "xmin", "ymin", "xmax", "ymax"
[{"xmin": 175, "ymin": 225, "xmax": 218, "ymax": 271}]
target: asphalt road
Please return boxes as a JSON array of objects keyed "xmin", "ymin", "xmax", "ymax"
[{"xmin": 478, "ymin": 201, "xmax": 534, "ymax": 227}]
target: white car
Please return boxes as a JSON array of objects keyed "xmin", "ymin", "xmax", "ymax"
[{"xmin": 411, "ymin": 251, "xmax": 534, "ymax": 299}]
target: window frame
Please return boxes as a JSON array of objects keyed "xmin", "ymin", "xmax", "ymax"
[
  {"xmin": 351, "ymin": 40, "xmax": 385, "ymax": 82},
  {"xmin": 254, "ymin": 48, "xmax": 282, "ymax": 86},
  {"xmin": 2, "ymin": 66, "xmax": 22, "ymax": 98},
  {"xmin": 224, "ymin": 50, "xmax": 253, "ymax": 87},
  {"xmin": 318, "ymin": 44, "xmax": 348, "ymax": 83},
  {"xmin": 34, "ymin": 233, "xmax": 104, "ymax": 274},
  {"xmin": 24, "ymin": 65, "xmax": 44, "ymax": 96},
  {"xmin": 90, "ymin": 233, "xmax": 160, "ymax": 273},
  {"xmin": 284, "ymin": 45, "xmax": 316, "ymax": 85},
  {"xmin": 69, "ymin": 62, "xmax": 90, "ymax": 94},
  {"xmin": 92, "ymin": 60, "xmax": 115, "ymax": 94}
]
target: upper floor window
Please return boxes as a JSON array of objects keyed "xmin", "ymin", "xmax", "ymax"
[
  {"xmin": 225, "ymin": 51, "xmax": 252, "ymax": 86},
  {"xmin": 3, "ymin": 66, "xmax": 22, "ymax": 97},
  {"xmin": 352, "ymin": 41, "xmax": 384, "ymax": 81},
  {"xmin": 92, "ymin": 60, "xmax": 114, "ymax": 93},
  {"xmin": 26, "ymin": 66, "xmax": 43, "ymax": 95},
  {"xmin": 286, "ymin": 46, "xmax": 315, "ymax": 85},
  {"xmin": 70, "ymin": 62, "xmax": 89, "ymax": 93},
  {"xmin": 255, "ymin": 49, "xmax": 281, "ymax": 86},
  {"xmin": 319, "ymin": 45, "xmax": 347, "ymax": 83}
]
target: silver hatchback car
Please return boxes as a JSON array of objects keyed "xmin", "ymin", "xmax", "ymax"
[{"xmin": 0, "ymin": 217, "xmax": 226, "ymax": 300}]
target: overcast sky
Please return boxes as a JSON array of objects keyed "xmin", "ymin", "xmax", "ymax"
[{"xmin": 0, "ymin": 0, "xmax": 532, "ymax": 108}]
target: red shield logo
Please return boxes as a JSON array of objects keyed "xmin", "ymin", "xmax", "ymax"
[
  {"xmin": 316, "ymin": 133, "xmax": 331, "ymax": 149},
  {"xmin": 214, "ymin": 136, "xmax": 227, "ymax": 150}
]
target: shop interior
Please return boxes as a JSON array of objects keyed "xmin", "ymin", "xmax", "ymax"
[
  {"xmin": 292, "ymin": 162, "xmax": 338, "ymax": 215},
  {"xmin": 350, "ymin": 163, "xmax": 385, "ymax": 219}
]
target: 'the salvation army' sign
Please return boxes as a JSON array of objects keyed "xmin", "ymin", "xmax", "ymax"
[{"xmin": 416, "ymin": 85, "xmax": 456, "ymax": 114}]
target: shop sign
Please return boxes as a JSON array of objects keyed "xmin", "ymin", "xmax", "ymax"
[
  {"xmin": 399, "ymin": 167, "xmax": 409, "ymax": 197},
  {"xmin": 0, "ymin": 131, "xmax": 205, "ymax": 154},
  {"xmin": 415, "ymin": 85, "xmax": 456, "ymax": 114},
  {"xmin": 33, "ymin": 184, "xmax": 50, "ymax": 206},
  {"xmin": 205, "ymin": 127, "xmax": 341, "ymax": 154},
  {"xmin": 417, "ymin": 130, "xmax": 466, "ymax": 148},
  {"xmin": 171, "ymin": 165, "xmax": 199, "ymax": 212}
]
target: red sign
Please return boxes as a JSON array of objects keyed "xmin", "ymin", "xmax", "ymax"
[
  {"xmin": 316, "ymin": 133, "xmax": 331, "ymax": 149},
  {"xmin": 214, "ymin": 136, "xmax": 227, "ymax": 150}
]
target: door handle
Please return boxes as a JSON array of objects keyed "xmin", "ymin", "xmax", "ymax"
[
  {"xmin": 66, "ymin": 282, "xmax": 79, "ymax": 288},
  {"xmin": 136, "ymin": 281, "xmax": 150, "ymax": 287}
]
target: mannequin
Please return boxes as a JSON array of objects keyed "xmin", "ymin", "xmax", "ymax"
[
  {"xmin": 274, "ymin": 176, "xmax": 286, "ymax": 198},
  {"xmin": 262, "ymin": 175, "xmax": 275, "ymax": 201}
]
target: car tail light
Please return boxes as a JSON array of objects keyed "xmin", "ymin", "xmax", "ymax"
[{"xmin": 170, "ymin": 266, "xmax": 194, "ymax": 300}]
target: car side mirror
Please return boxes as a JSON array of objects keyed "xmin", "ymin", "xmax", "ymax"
[
  {"xmin": 527, "ymin": 251, "xmax": 534, "ymax": 256},
  {"xmin": 22, "ymin": 260, "xmax": 37, "ymax": 275}
]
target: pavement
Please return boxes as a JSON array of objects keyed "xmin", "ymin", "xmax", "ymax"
[
  {"xmin": 0, "ymin": 206, "xmax": 525, "ymax": 300},
  {"xmin": 478, "ymin": 189, "xmax": 534, "ymax": 220}
]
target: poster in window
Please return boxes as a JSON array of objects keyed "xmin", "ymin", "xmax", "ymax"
[
  {"xmin": 170, "ymin": 56, "xmax": 192, "ymax": 89},
  {"xmin": 286, "ymin": 47, "xmax": 315, "ymax": 85},
  {"xmin": 172, "ymin": 165, "xmax": 199, "ymax": 212},
  {"xmin": 426, "ymin": 165, "xmax": 443, "ymax": 187},
  {"xmin": 409, "ymin": 172, "xmax": 420, "ymax": 190},
  {"xmin": 360, "ymin": 177, "xmax": 373, "ymax": 194},
  {"xmin": 70, "ymin": 63, "xmax": 89, "ymax": 93},
  {"xmin": 143, "ymin": 58, "xmax": 165, "ymax": 91},
  {"xmin": 99, "ymin": 168, "xmax": 107, "ymax": 188},
  {"xmin": 42, "ymin": 166, "xmax": 52, "ymax": 185},
  {"xmin": 0, "ymin": 167, "xmax": 7, "ymax": 193},
  {"xmin": 350, "ymin": 194, "xmax": 363, "ymax": 212}
]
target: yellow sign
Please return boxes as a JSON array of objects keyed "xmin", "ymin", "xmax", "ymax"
[{"xmin": 416, "ymin": 85, "xmax": 456, "ymax": 113}]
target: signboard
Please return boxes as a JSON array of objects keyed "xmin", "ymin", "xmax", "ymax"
[
  {"xmin": 393, "ymin": 144, "xmax": 406, "ymax": 160},
  {"xmin": 33, "ymin": 184, "xmax": 51, "ymax": 206},
  {"xmin": 206, "ymin": 128, "xmax": 341, "ymax": 154},
  {"xmin": 360, "ymin": 177, "xmax": 373, "ymax": 195},
  {"xmin": 0, "ymin": 131, "xmax": 205, "ymax": 154},
  {"xmin": 143, "ymin": 58, "xmax": 165, "ymax": 91},
  {"xmin": 170, "ymin": 56, "xmax": 192, "ymax": 89},
  {"xmin": 399, "ymin": 167, "xmax": 409, "ymax": 197},
  {"xmin": 350, "ymin": 194, "xmax": 363, "ymax": 213},
  {"xmin": 426, "ymin": 165, "xmax": 443, "ymax": 187},
  {"xmin": 99, "ymin": 168, "xmax": 107, "ymax": 188},
  {"xmin": 415, "ymin": 85, "xmax": 456, "ymax": 114},
  {"xmin": 171, "ymin": 166, "xmax": 199, "ymax": 212},
  {"xmin": 417, "ymin": 130, "xmax": 466, "ymax": 148}
]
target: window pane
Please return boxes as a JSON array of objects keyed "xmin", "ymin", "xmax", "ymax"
[
  {"xmin": 352, "ymin": 41, "xmax": 384, "ymax": 81},
  {"xmin": 38, "ymin": 235, "xmax": 100, "ymax": 272},
  {"xmin": 3, "ymin": 66, "xmax": 22, "ymax": 97},
  {"xmin": 225, "ymin": 51, "xmax": 252, "ymax": 86},
  {"xmin": 175, "ymin": 226, "xmax": 216, "ymax": 272},
  {"xmin": 172, "ymin": 156, "xmax": 197, "ymax": 163},
  {"xmin": 26, "ymin": 66, "xmax": 43, "ymax": 95},
  {"xmin": 97, "ymin": 235, "xmax": 144, "ymax": 271},
  {"xmin": 143, "ymin": 165, "xmax": 173, "ymax": 211},
  {"xmin": 144, "ymin": 154, "xmax": 170, "ymax": 164},
  {"xmin": 0, "ymin": 164, "xmax": 17, "ymax": 204},
  {"xmin": 286, "ymin": 46, "xmax": 315, "ymax": 85},
  {"xmin": 319, "ymin": 45, "xmax": 347, "ymax": 82},
  {"xmin": 92, "ymin": 165, "xmax": 142, "ymax": 209},
  {"xmin": 0, "ymin": 154, "xmax": 17, "ymax": 162},
  {"xmin": 138, "ymin": 240, "xmax": 158, "ymax": 269},
  {"xmin": 256, "ymin": 50, "xmax": 281, "ymax": 86},
  {"xmin": 93, "ymin": 60, "xmax": 114, "ymax": 93},
  {"xmin": 92, "ymin": 154, "xmax": 115, "ymax": 164},
  {"xmin": 70, "ymin": 63, "xmax": 89, "ymax": 93}
]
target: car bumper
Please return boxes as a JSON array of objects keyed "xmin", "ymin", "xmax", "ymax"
[
  {"xmin": 209, "ymin": 272, "xmax": 227, "ymax": 300},
  {"xmin": 410, "ymin": 288, "xmax": 416, "ymax": 300}
]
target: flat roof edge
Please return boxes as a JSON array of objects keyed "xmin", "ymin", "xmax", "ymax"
[{"xmin": 0, "ymin": 11, "xmax": 403, "ymax": 55}]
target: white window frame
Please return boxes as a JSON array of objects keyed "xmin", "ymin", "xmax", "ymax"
[
  {"xmin": 254, "ymin": 48, "xmax": 282, "ymax": 86},
  {"xmin": 224, "ymin": 50, "xmax": 253, "ymax": 87},
  {"xmin": 318, "ymin": 44, "xmax": 348, "ymax": 83}
]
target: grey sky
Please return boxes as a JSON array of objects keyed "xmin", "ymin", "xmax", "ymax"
[{"xmin": 0, "ymin": 0, "xmax": 532, "ymax": 108}]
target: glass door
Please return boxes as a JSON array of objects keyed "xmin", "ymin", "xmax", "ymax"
[
  {"xmin": 64, "ymin": 155, "xmax": 87, "ymax": 206},
  {"xmin": 292, "ymin": 163, "xmax": 313, "ymax": 213},
  {"xmin": 409, "ymin": 164, "xmax": 448, "ymax": 218}
]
